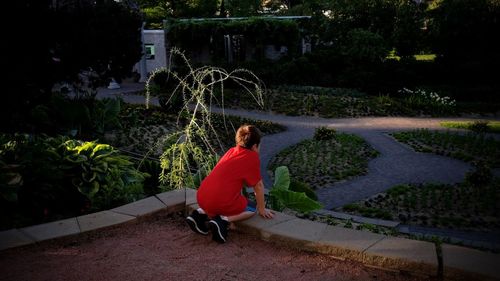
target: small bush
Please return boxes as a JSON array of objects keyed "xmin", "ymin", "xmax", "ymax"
[
  {"xmin": 465, "ymin": 162, "xmax": 493, "ymax": 187},
  {"xmin": 314, "ymin": 127, "xmax": 336, "ymax": 141},
  {"xmin": 470, "ymin": 121, "xmax": 490, "ymax": 134}
]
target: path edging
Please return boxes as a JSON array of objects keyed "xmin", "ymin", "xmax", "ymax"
[{"xmin": 2, "ymin": 189, "xmax": 499, "ymax": 280}]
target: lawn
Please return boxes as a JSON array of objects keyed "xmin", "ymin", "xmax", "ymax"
[{"xmin": 440, "ymin": 120, "xmax": 500, "ymax": 134}]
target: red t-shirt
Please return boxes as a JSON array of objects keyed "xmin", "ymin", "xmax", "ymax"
[{"xmin": 197, "ymin": 146, "xmax": 261, "ymax": 217}]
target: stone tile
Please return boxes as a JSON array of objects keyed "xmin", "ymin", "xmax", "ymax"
[
  {"xmin": 77, "ymin": 211, "xmax": 135, "ymax": 233},
  {"xmin": 442, "ymin": 244, "xmax": 500, "ymax": 280},
  {"xmin": 20, "ymin": 218, "xmax": 80, "ymax": 242},
  {"xmin": 260, "ymin": 218, "xmax": 328, "ymax": 251},
  {"xmin": 0, "ymin": 229, "xmax": 35, "ymax": 251},
  {"xmin": 264, "ymin": 217, "xmax": 327, "ymax": 240},
  {"xmin": 236, "ymin": 212, "xmax": 296, "ymax": 237},
  {"xmin": 311, "ymin": 225, "xmax": 385, "ymax": 262},
  {"xmin": 112, "ymin": 196, "xmax": 166, "ymax": 217},
  {"xmin": 156, "ymin": 188, "xmax": 197, "ymax": 213},
  {"xmin": 364, "ymin": 236, "xmax": 438, "ymax": 276}
]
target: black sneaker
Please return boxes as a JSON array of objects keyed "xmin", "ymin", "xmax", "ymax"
[
  {"xmin": 209, "ymin": 216, "xmax": 229, "ymax": 243},
  {"xmin": 186, "ymin": 210, "xmax": 209, "ymax": 235}
]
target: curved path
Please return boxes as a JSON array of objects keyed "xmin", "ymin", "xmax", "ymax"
[
  {"xmin": 211, "ymin": 108, "xmax": 473, "ymax": 209},
  {"xmin": 99, "ymin": 89, "xmax": 478, "ymax": 209}
]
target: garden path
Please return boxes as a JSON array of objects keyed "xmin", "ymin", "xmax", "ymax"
[
  {"xmin": 206, "ymin": 108, "xmax": 473, "ymax": 209},
  {"xmin": 97, "ymin": 85, "xmax": 476, "ymax": 209}
]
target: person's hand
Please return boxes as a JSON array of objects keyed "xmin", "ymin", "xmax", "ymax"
[{"xmin": 258, "ymin": 208, "xmax": 274, "ymax": 219}]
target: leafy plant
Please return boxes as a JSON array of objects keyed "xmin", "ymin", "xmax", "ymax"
[
  {"xmin": 147, "ymin": 48, "xmax": 265, "ymax": 190},
  {"xmin": 0, "ymin": 134, "xmax": 148, "ymax": 229},
  {"xmin": 268, "ymin": 166, "xmax": 322, "ymax": 213},
  {"xmin": 63, "ymin": 140, "xmax": 146, "ymax": 208},
  {"xmin": 289, "ymin": 179, "xmax": 318, "ymax": 201}
]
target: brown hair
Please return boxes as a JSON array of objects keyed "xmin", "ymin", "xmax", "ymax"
[{"xmin": 235, "ymin": 125, "xmax": 261, "ymax": 149}]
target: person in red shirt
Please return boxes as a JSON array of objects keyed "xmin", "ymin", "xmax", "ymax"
[{"xmin": 186, "ymin": 125, "xmax": 274, "ymax": 243}]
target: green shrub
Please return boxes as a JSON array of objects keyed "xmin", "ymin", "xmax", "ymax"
[
  {"xmin": 0, "ymin": 134, "xmax": 147, "ymax": 229},
  {"xmin": 470, "ymin": 121, "xmax": 490, "ymax": 134},
  {"xmin": 313, "ymin": 127, "xmax": 337, "ymax": 141}
]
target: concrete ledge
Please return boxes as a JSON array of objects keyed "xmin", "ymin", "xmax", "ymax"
[
  {"xmin": 19, "ymin": 218, "xmax": 80, "ymax": 242},
  {"xmin": 236, "ymin": 212, "xmax": 295, "ymax": 237},
  {"xmin": 260, "ymin": 218, "xmax": 328, "ymax": 251},
  {"xmin": 156, "ymin": 188, "xmax": 196, "ymax": 213},
  {"xmin": 0, "ymin": 229, "xmax": 35, "ymax": 251},
  {"xmin": 363, "ymin": 236, "xmax": 438, "ymax": 276},
  {"xmin": 77, "ymin": 211, "xmax": 135, "ymax": 233},
  {"xmin": 311, "ymin": 225, "xmax": 385, "ymax": 262},
  {"xmin": 442, "ymin": 244, "xmax": 500, "ymax": 281},
  {"xmin": 112, "ymin": 196, "xmax": 167, "ymax": 217},
  {"xmin": 3, "ymin": 189, "xmax": 500, "ymax": 281}
]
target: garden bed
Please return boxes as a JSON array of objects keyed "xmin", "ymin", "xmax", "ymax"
[
  {"xmin": 105, "ymin": 104, "xmax": 286, "ymax": 157},
  {"xmin": 268, "ymin": 129, "xmax": 379, "ymax": 189},
  {"xmin": 336, "ymin": 180, "xmax": 500, "ymax": 233},
  {"xmin": 221, "ymin": 86, "xmax": 469, "ymax": 118},
  {"xmin": 390, "ymin": 129, "xmax": 500, "ymax": 167}
]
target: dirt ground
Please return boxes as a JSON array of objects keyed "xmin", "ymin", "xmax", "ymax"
[{"xmin": 0, "ymin": 212, "xmax": 434, "ymax": 281}]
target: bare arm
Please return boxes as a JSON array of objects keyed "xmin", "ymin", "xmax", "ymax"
[{"xmin": 253, "ymin": 180, "xmax": 274, "ymax": 219}]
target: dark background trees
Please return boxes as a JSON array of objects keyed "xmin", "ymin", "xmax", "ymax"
[{"xmin": 2, "ymin": 0, "xmax": 143, "ymax": 132}]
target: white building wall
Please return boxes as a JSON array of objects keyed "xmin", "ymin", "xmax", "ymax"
[
  {"xmin": 144, "ymin": 30, "xmax": 167, "ymax": 73},
  {"xmin": 134, "ymin": 29, "xmax": 167, "ymax": 77}
]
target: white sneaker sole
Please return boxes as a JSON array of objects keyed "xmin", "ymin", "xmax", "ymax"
[
  {"xmin": 209, "ymin": 220, "xmax": 226, "ymax": 243},
  {"xmin": 186, "ymin": 216, "xmax": 208, "ymax": 235}
]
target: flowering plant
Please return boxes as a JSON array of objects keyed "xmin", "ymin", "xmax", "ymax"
[{"xmin": 399, "ymin": 88, "xmax": 456, "ymax": 115}]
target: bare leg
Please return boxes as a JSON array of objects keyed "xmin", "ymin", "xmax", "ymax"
[{"xmin": 227, "ymin": 211, "xmax": 255, "ymax": 223}]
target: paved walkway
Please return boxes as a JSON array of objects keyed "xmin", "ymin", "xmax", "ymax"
[
  {"xmin": 96, "ymin": 83, "xmax": 499, "ymax": 248},
  {"xmin": 98, "ymin": 84, "xmax": 473, "ymax": 208}
]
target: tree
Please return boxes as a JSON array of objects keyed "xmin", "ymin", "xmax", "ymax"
[
  {"xmin": 225, "ymin": 0, "xmax": 262, "ymax": 16},
  {"xmin": 428, "ymin": 0, "xmax": 500, "ymax": 62},
  {"xmin": 2, "ymin": 0, "xmax": 143, "ymax": 132},
  {"xmin": 392, "ymin": 0, "xmax": 426, "ymax": 58}
]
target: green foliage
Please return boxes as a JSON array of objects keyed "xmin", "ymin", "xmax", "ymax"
[
  {"xmin": 313, "ymin": 127, "xmax": 336, "ymax": 141},
  {"xmin": 341, "ymin": 29, "xmax": 389, "ymax": 63},
  {"xmin": 151, "ymin": 49, "xmax": 265, "ymax": 190},
  {"xmin": 391, "ymin": 1, "xmax": 426, "ymax": 58},
  {"xmin": 143, "ymin": 6, "xmax": 167, "ymax": 29},
  {"xmin": 398, "ymin": 88, "xmax": 457, "ymax": 116},
  {"xmin": 30, "ymin": 95, "xmax": 123, "ymax": 138},
  {"xmin": 465, "ymin": 161, "xmax": 493, "ymax": 188},
  {"xmin": 343, "ymin": 180, "xmax": 500, "ymax": 231},
  {"xmin": 63, "ymin": 140, "xmax": 146, "ymax": 208},
  {"xmin": 391, "ymin": 129, "xmax": 500, "ymax": 167},
  {"xmin": 273, "ymin": 166, "xmax": 291, "ymax": 190},
  {"xmin": 428, "ymin": 0, "xmax": 500, "ymax": 62},
  {"xmin": 225, "ymin": 0, "xmax": 261, "ymax": 16},
  {"xmin": 469, "ymin": 121, "xmax": 491, "ymax": 134},
  {"xmin": 440, "ymin": 121, "xmax": 500, "ymax": 134},
  {"xmin": 269, "ymin": 132, "xmax": 379, "ymax": 188},
  {"xmin": 167, "ymin": 18, "xmax": 301, "ymax": 60},
  {"xmin": 0, "ymin": 134, "xmax": 147, "ymax": 229},
  {"xmin": 268, "ymin": 166, "xmax": 323, "ymax": 213},
  {"xmin": 289, "ymin": 179, "xmax": 318, "ymax": 200},
  {"xmin": 387, "ymin": 184, "xmax": 411, "ymax": 198}
]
